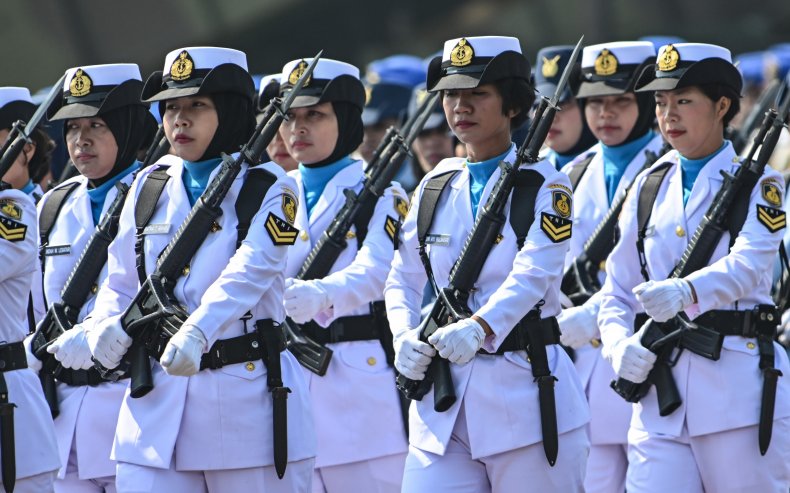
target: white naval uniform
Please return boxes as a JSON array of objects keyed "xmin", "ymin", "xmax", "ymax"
[
  {"xmin": 285, "ymin": 160, "xmax": 408, "ymax": 493},
  {"xmin": 560, "ymin": 133, "xmax": 664, "ymax": 493},
  {"xmin": 598, "ymin": 142, "xmax": 790, "ymax": 492},
  {"xmin": 37, "ymin": 172, "xmax": 138, "ymax": 492},
  {"xmin": 0, "ymin": 189, "xmax": 59, "ymax": 491},
  {"xmin": 87, "ymin": 157, "xmax": 315, "ymax": 492},
  {"xmin": 384, "ymin": 146, "xmax": 591, "ymax": 493}
]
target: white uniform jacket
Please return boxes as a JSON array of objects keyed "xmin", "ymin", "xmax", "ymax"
[
  {"xmin": 88, "ymin": 157, "xmax": 315, "ymax": 470},
  {"xmin": 0, "ymin": 189, "xmax": 59, "ymax": 479},
  {"xmin": 285, "ymin": 160, "xmax": 408, "ymax": 468},
  {"xmin": 37, "ymin": 172, "xmax": 137, "ymax": 480},
  {"xmin": 561, "ymin": 133, "xmax": 665, "ymax": 445},
  {"xmin": 598, "ymin": 142, "xmax": 790, "ymax": 438},
  {"xmin": 385, "ymin": 145, "xmax": 590, "ymax": 459}
]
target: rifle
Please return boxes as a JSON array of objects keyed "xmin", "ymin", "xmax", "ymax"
[
  {"xmin": 30, "ymin": 181, "xmax": 130, "ymax": 417},
  {"xmin": 561, "ymin": 143, "xmax": 670, "ymax": 306},
  {"xmin": 396, "ymin": 36, "xmax": 584, "ymax": 412},
  {"xmin": 611, "ymin": 85, "xmax": 790, "ymax": 415},
  {"xmin": 285, "ymin": 90, "xmax": 440, "ymax": 375},
  {"xmin": 94, "ymin": 52, "xmax": 322, "ymax": 398},
  {"xmin": 141, "ymin": 124, "xmax": 171, "ymax": 168},
  {"xmin": 0, "ymin": 75, "xmax": 66, "ymax": 187}
]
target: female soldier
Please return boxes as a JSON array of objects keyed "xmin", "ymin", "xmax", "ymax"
[
  {"xmin": 1, "ymin": 98, "xmax": 60, "ymax": 493},
  {"xmin": 555, "ymin": 41, "xmax": 664, "ymax": 493},
  {"xmin": 533, "ymin": 46, "xmax": 596, "ymax": 170},
  {"xmin": 83, "ymin": 47, "xmax": 315, "ymax": 492},
  {"xmin": 278, "ymin": 57, "xmax": 409, "ymax": 493},
  {"xmin": 0, "ymin": 88, "xmax": 55, "ymax": 202},
  {"xmin": 25, "ymin": 64, "xmax": 150, "ymax": 493},
  {"xmin": 598, "ymin": 43, "xmax": 790, "ymax": 492},
  {"xmin": 384, "ymin": 35, "xmax": 590, "ymax": 492}
]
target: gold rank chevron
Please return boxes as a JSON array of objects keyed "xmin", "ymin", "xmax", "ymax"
[
  {"xmin": 385, "ymin": 215, "xmax": 399, "ymax": 242},
  {"xmin": 0, "ymin": 216, "xmax": 27, "ymax": 242},
  {"xmin": 265, "ymin": 212, "xmax": 298, "ymax": 245},
  {"xmin": 757, "ymin": 204, "xmax": 786, "ymax": 232},
  {"xmin": 541, "ymin": 212, "xmax": 572, "ymax": 243}
]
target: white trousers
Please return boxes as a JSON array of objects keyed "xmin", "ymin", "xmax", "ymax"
[
  {"xmin": 401, "ymin": 404, "xmax": 589, "ymax": 493},
  {"xmin": 54, "ymin": 430, "xmax": 115, "ymax": 493},
  {"xmin": 627, "ymin": 418, "xmax": 790, "ymax": 493},
  {"xmin": 115, "ymin": 458, "xmax": 314, "ymax": 493},
  {"xmin": 0, "ymin": 470, "xmax": 57, "ymax": 493},
  {"xmin": 312, "ymin": 453, "xmax": 406, "ymax": 493},
  {"xmin": 584, "ymin": 443, "xmax": 627, "ymax": 493}
]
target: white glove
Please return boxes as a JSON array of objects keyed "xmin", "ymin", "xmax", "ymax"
[
  {"xmin": 86, "ymin": 317, "xmax": 133, "ymax": 369},
  {"xmin": 283, "ymin": 278, "xmax": 331, "ymax": 324},
  {"xmin": 558, "ymin": 303, "xmax": 599, "ymax": 349},
  {"xmin": 23, "ymin": 334, "xmax": 42, "ymax": 373},
  {"xmin": 160, "ymin": 323, "xmax": 207, "ymax": 377},
  {"xmin": 394, "ymin": 329, "xmax": 437, "ymax": 381},
  {"xmin": 428, "ymin": 318, "xmax": 486, "ymax": 365},
  {"xmin": 609, "ymin": 332, "xmax": 657, "ymax": 383},
  {"xmin": 633, "ymin": 279, "xmax": 695, "ymax": 323},
  {"xmin": 47, "ymin": 327, "xmax": 94, "ymax": 370}
]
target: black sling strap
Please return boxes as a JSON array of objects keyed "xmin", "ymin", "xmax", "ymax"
[
  {"xmin": 510, "ymin": 170, "xmax": 546, "ymax": 250},
  {"xmin": 636, "ymin": 162, "xmax": 673, "ymax": 282},
  {"xmin": 37, "ymin": 180, "xmax": 80, "ymax": 308},
  {"xmin": 567, "ymin": 152, "xmax": 595, "ymax": 191},
  {"xmin": 417, "ymin": 170, "xmax": 459, "ymax": 283},
  {"xmin": 234, "ymin": 168, "xmax": 279, "ymax": 249},
  {"xmin": 134, "ymin": 168, "xmax": 171, "ymax": 285}
]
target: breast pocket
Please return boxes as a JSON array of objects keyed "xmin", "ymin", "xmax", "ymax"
[
  {"xmin": 335, "ymin": 342, "xmax": 390, "ymax": 375},
  {"xmin": 218, "ymin": 359, "xmax": 266, "ymax": 381}
]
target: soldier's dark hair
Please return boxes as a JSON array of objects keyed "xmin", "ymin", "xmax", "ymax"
[
  {"xmin": 493, "ymin": 77, "xmax": 535, "ymax": 129},
  {"xmin": 697, "ymin": 83, "xmax": 740, "ymax": 129}
]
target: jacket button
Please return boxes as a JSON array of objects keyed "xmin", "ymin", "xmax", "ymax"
[
  {"xmin": 91, "ymin": 283, "xmax": 98, "ymax": 294},
  {"xmin": 300, "ymin": 231, "xmax": 309, "ymax": 241},
  {"xmin": 246, "ymin": 362, "xmax": 255, "ymax": 371},
  {"xmin": 182, "ymin": 265, "xmax": 190, "ymax": 276},
  {"xmin": 675, "ymin": 226, "xmax": 685, "ymax": 237},
  {"xmin": 590, "ymin": 339, "xmax": 601, "ymax": 348},
  {"xmin": 747, "ymin": 342, "xmax": 756, "ymax": 350},
  {"xmin": 367, "ymin": 357, "xmax": 376, "ymax": 366}
]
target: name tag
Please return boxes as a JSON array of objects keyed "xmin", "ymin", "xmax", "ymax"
[
  {"xmin": 43, "ymin": 245, "xmax": 71, "ymax": 256},
  {"xmin": 143, "ymin": 224, "xmax": 171, "ymax": 235},
  {"xmin": 425, "ymin": 234, "xmax": 451, "ymax": 246}
]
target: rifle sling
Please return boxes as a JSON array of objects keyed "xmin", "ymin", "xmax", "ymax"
[{"xmin": 567, "ymin": 152, "xmax": 595, "ymax": 191}]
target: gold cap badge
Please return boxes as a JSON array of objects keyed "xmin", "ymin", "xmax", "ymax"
[
  {"xmin": 69, "ymin": 69, "xmax": 93, "ymax": 97},
  {"xmin": 594, "ymin": 49, "xmax": 618, "ymax": 77},
  {"xmin": 450, "ymin": 38, "xmax": 474, "ymax": 67},
  {"xmin": 288, "ymin": 60, "xmax": 312, "ymax": 87},
  {"xmin": 658, "ymin": 45, "xmax": 680, "ymax": 72},
  {"xmin": 542, "ymin": 55, "xmax": 561, "ymax": 78},
  {"xmin": 170, "ymin": 50, "xmax": 195, "ymax": 82}
]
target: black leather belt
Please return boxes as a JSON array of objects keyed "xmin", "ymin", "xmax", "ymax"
[
  {"xmin": 200, "ymin": 321, "xmax": 286, "ymax": 371},
  {"xmin": 695, "ymin": 309, "xmax": 778, "ymax": 337},
  {"xmin": 0, "ymin": 342, "xmax": 26, "ymax": 372},
  {"xmin": 301, "ymin": 313, "xmax": 384, "ymax": 345},
  {"xmin": 57, "ymin": 367, "xmax": 129, "ymax": 387},
  {"xmin": 479, "ymin": 315, "xmax": 560, "ymax": 355}
]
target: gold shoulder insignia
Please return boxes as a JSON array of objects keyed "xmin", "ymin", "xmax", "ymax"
[
  {"xmin": 0, "ymin": 199, "xmax": 22, "ymax": 220},
  {"xmin": 658, "ymin": 45, "xmax": 680, "ymax": 72},
  {"xmin": 384, "ymin": 215, "xmax": 400, "ymax": 247},
  {"xmin": 170, "ymin": 50, "xmax": 195, "ymax": 82},
  {"xmin": 757, "ymin": 205, "xmax": 786, "ymax": 232},
  {"xmin": 288, "ymin": 60, "xmax": 312, "ymax": 87},
  {"xmin": 548, "ymin": 183, "xmax": 573, "ymax": 195},
  {"xmin": 450, "ymin": 38, "xmax": 474, "ymax": 67},
  {"xmin": 594, "ymin": 49, "xmax": 618, "ymax": 76},
  {"xmin": 542, "ymin": 55, "xmax": 561, "ymax": 78},
  {"xmin": 0, "ymin": 216, "xmax": 27, "ymax": 242},
  {"xmin": 265, "ymin": 212, "xmax": 298, "ymax": 245},
  {"xmin": 541, "ymin": 212, "xmax": 572, "ymax": 243},
  {"xmin": 69, "ymin": 69, "xmax": 93, "ymax": 97},
  {"xmin": 394, "ymin": 196, "xmax": 409, "ymax": 219},
  {"xmin": 282, "ymin": 193, "xmax": 297, "ymax": 224},
  {"xmin": 552, "ymin": 190, "xmax": 572, "ymax": 218},
  {"xmin": 762, "ymin": 182, "xmax": 782, "ymax": 207}
]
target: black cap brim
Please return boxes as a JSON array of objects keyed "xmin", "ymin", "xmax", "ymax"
[{"xmin": 49, "ymin": 79, "xmax": 145, "ymax": 121}]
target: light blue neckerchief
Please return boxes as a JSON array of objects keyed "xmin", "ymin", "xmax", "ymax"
[
  {"xmin": 182, "ymin": 158, "xmax": 222, "ymax": 206},
  {"xmin": 601, "ymin": 130, "xmax": 655, "ymax": 204},
  {"xmin": 86, "ymin": 161, "xmax": 140, "ymax": 225},
  {"xmin": 299, "ymin": 156, "xmax": 356, "ymax": 217},
  {"xmin": 679, "ymin": 141, "xmax": 727, "ymax": 206},
  {"xmin": 467, "ymin": 145, "xmax": 513, "ymax": 218}
]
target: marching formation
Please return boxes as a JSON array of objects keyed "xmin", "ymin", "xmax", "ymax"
[{"xmin": 0, "ymin": 32, "xmax": 789, "ymax": 493}]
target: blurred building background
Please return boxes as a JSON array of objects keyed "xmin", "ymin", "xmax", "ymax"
[{"xmin": 4, "ymin": 0, "xmax": 789, "ymax": 90}]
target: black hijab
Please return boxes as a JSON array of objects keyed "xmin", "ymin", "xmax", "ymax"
[{"xmin": 301, "ymin": 101, "xmax": 363, "ymax": 168}]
